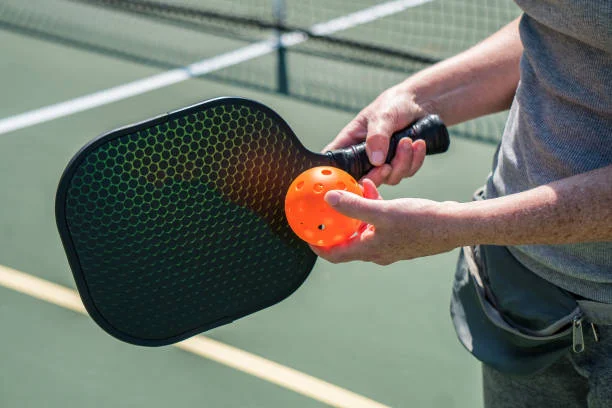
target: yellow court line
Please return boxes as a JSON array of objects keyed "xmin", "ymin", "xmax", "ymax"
[{"xmin": 0, "ymin": 264, "xmax": 389, "ymax": 408}]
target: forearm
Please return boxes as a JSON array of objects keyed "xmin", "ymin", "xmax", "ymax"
[
  {"xmin": 450, "ymin": 165, "xmax": 612, "ymax": 247},
  {"xmin": 403, "ymin": 17, "xmax": 523, "ymax": 126}
]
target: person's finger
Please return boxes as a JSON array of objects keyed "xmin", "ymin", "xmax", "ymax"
[
  {"xmin": 309, "ymin": 229, "xmax": 376, "ymax": 263},
  {"xmin": 361, "ymin": 178, "xmax": 383, "ymax": 200},
  {"xmin": 407, "ymin": 139, "xmax": 426, "ymax": 177},
  {"xmin": 386, "ymin": 138, "xmax": 414, "ymax": 185},
  {"xmin": 322, "ymin": 116, "xmax": 367, "ymax": 152},
  {"xmin": 365, "ymin": 113, "xmax": 399, "ymax": 166},
  {"xmin": 362, "ymin": 164, "xmax": 392, "ymax": 186},
  {"xmin": 310, "ymin": 241, "xmax": 359, "ymax": 263},
  {"xmin": 324, "ymin": 190, "xmax": 385, "ymax": 225}
]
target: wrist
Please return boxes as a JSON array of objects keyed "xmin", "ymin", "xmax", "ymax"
[
  {"xmin": 437, "ymin": 200, "xmax": 488, "ymax": 248},
  {"xmin": 399, "ymin": 69, "xmax": 450, "ymax": 124},
  {"xmin": 393, "ymin": 80, "xmax": 435, "ymax": 119}
]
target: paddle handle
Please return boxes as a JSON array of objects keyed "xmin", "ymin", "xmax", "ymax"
[{"xmin": 326, "ymin": 114, "xmax": 450, "ymax": 180}]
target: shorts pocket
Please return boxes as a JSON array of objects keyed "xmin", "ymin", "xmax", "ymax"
[{"xmin": 451, "ymin": 246, "xmax": 581, "ymax": 375}]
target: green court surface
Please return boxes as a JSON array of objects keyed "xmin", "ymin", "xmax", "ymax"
[{"xmin": 0, "ymin": 10, "xmax": 499, "ymax": 408}]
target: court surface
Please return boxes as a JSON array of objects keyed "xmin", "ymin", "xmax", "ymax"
[{"xmin": 0, "ymin": 8, "xmax": 499, "ymax": 407}]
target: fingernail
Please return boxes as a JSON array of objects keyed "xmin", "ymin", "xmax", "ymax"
[
  {"xmin": 371, "ymin": 151, "xmax": 384, "ymax": 165},
  {"xmin": 325, "ymin": 191, "xmax": 342, "ymax": 206}
]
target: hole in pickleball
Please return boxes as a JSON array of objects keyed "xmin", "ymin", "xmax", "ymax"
[
  {"xmin": 337, "ymin": 181, "xmax": 346, "ymax": 190},
  {"xmin": 296, "ymin": 181, "xmax": 304, "ymax": 190},
  {"xmin": 313, "ymin": 183, "xmax": 324, "ymax": 193},
  {"xmin": 321, "ymin": 169, "xmax": 332, "ymax": 175},
  {"xmin": 318, "ymin": 224, "xmax": 325, "ymax": 230}
]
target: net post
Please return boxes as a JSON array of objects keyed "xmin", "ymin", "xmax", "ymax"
[{"xmin": 273, "ymin": 0, "xmax": 289, "ymax": 95}]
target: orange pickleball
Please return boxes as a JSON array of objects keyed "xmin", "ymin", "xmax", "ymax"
[{"xmin": 285, "ymin": 166, "xmax": 363, "ymax": 247}]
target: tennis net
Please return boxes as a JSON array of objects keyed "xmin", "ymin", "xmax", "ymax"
[{"xmin": 0, "ymin": 0, "xmax": 521, "ymax": 144}]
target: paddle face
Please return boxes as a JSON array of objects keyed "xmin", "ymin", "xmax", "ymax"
[
  {"xmin": 56, "ymin": 97, "xmax": 449, "ymax": 346},
  {"xmin": 56, "ymin": 97, "xmax": 331, "ymax": 346}
]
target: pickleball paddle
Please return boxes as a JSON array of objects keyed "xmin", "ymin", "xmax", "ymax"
[{"xmin": 55, "ymin": 97, "xmax": 449, "ymax": 346}]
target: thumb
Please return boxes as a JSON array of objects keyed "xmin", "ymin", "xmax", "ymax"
[
  {"xmin": 367, "ymin": 110, "xmax": 412, "ymax": 167},
  {"xmin": 365, "ymin": 119, "xmax": 394, "ymax": 166},
  {"xmin": 322, "ymin": 116, "xmax": 367, "ymax": 152},
  {"xmin": 324, "ymin": 190, "xmax": 384, "ymax": 225}
]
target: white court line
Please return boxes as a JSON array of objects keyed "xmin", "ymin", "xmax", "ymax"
[
  {"xmin": 0, "ymin": 0, "xmax": 432, "ymax": 135},
  {"xmin": 0, "ymin": 264, "xmax": 389, "ymax": 408},
  {"xmin": 0, "ymin": 41, "xmax": 276, "ymax": 135},
  {"xmin": 310, "ymin": 0, "xmax": 432, "ymax": 36}
]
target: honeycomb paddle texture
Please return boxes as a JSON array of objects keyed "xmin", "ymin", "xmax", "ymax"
[{"xmin": 56, "ymin": 97, "xmax": 449, "ymax": 346}]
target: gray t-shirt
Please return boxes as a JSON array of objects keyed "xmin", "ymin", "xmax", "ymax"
[{"xmin": 485, "ymin": 1, "xmax": 612, "ymax": 302}]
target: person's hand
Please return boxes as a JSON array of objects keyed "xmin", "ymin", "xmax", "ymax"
[
  {"xmin": 323, "ymin": 84, "xmax": 431, "ymax": 186},
  {"xmin": 310, "ymin": 179, "xmax": 461, "ymax": 265}
]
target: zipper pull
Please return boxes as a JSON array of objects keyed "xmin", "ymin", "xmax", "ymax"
[{"xmin": 572, "ymin": 317, "xmax": 585, "ymax": 353}]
